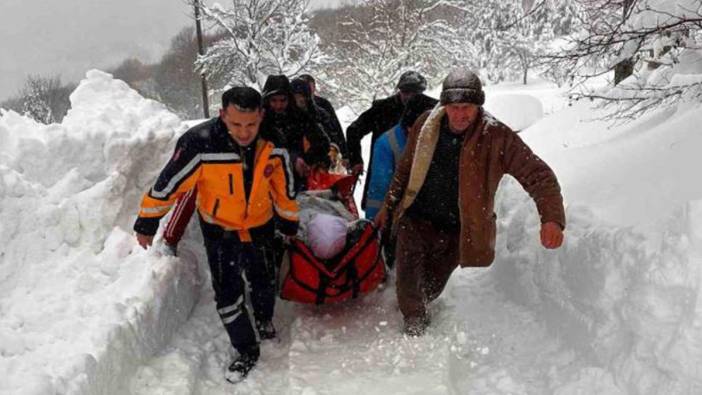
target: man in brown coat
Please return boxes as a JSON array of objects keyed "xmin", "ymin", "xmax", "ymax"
[{"xmin": 375, "ymin": 68, "xmax": 566, "ymax": 336}]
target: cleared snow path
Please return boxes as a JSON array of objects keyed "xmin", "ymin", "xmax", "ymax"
[
  {"xmin": 128, "ymin": 244, "xmax": 580, "ymax": 394},
  {"xmin": 125, "ymin": 81, "xmax": 592, "ymax": 394}
]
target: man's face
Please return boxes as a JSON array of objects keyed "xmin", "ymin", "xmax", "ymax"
[
  {"xmin": 293, "ymin": 93, "xmax": 307, "ymax": 110},
  {"xmin": 445, "ymin": 103, "xmax": 479, "ymax": 133},
  {"xmin": 268, "ymin": 94, "xmax": 288, "ymax": 114},
  {"xmin": 399, "ymin": 90, "xmax": 417, "ymax": 105},
  {"xmin": 220, "ymin": 104, "xmax": 262, "ymax": 146}
]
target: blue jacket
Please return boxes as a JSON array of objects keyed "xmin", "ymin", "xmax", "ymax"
[{"xmin": 365, "ymin": 124, "xmax": 407, "ymax": 219}]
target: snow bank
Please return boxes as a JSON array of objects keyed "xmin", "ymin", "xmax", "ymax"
[
  {"xmin": 489, "ymin": 185, "xmax": 702, "ymax": 394},
  {"xmin": 484, "ymin": 93, "xmax": 543, "ymax": 131},
  {"xmin": 482, "ymin": 96, "xmax": 702, "ymax": 393},
  {"xmin": 0, "ymin": 70, "xmax": 200, "ymax": 395}
]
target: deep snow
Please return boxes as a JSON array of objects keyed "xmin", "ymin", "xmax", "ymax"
[
  {"xmin": 0, "ymin": 71, "xmax": 201, "ymax": 394},
  {"xmin": 1, "ymin": 67, "xmax": 701, "ymax": 394}
]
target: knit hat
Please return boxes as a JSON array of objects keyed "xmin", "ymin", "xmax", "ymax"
[
  {"xmin": 290, "ymin": 77, "xmax": 311, "ymax": 97},
  {"xmin": 396, "ymin": 71, "xmax": 427, "ymax": 93},
  {"xmin": 440, "ymin": 68, "xmax": 485, "ymax": 106},
  {"xmin": 262, "ymin": 75, "xmax": 292, "ymax": 99}
]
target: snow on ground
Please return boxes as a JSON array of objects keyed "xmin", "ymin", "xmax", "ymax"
[
  {"xmin": 2, "ymin": 69, "xmax": 702, "ymax": 394},
  {"xmin": 484, "ymin": 93, "xmax": 543, "ymax": 132},
  {"xmin": 490, "ymin": 97, "xmax": 702, "ymax": 394}
]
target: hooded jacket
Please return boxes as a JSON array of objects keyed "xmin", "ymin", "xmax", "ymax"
[
  {"xmin": 291, "ymin": 78, "xmax": 347, "ymax": 157},
  {"xmin": 314, "ymin": 95, "xmax": 344, "ymax": 153},
  {"xmin": 260, "ymin": 75, "xmax": 330, "ymax": 171}
]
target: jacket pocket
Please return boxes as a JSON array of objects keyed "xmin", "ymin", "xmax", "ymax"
[
  {"xmin": 228, "ymin": 174, "xmax": 234, "ymax": 195},
  {"xmin": 212, "ymin": 198, "xmax": 220, "ymax": 218}
]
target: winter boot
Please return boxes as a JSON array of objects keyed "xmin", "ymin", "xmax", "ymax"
[
  {"xmin": 257, "ymin": 321, "xmax": 277, "ymax": 341},
  {"xmin": 225, "ymin": 346, "xmax": 260, "ymax": 384},
  {"xmin": 402, "ymin": 315, "xmax": 429, "ymax": 337}
]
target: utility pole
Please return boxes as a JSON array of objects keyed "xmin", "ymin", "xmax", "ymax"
[{"xmin": 194, "ymin": 0, "xmax": 210, "ymax": 118}]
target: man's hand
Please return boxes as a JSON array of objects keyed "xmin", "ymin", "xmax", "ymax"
[
  {"xmin": 136, "ymin": 233, "xmax": 154, "ymax": 249},
  {"xmin": 350, "ymin": 163, "xmax": 364, "ymax": 176},
  {"xmin": 295, "ymin": 157, "xmax": 310, "ymax": 177},
  {"xmin": 373, "ymin": 206, "xmax": 389, "ymax": 230},
  {"xmin": 540, "ymin": 222, "xmax": 564, "ymax": 249}
]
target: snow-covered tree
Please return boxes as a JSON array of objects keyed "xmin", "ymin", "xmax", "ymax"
[
  {"xmin": 320, "ymin": 0, "xmax": 462, "ymax": 112},
  {"xmin": 192, "ymin": 0, "xmax": 323, "ymax": 91},
  {"xmin": 496, "ymin": 1, "xmax": 561, "ymax": 84},
  {"xmin": 20, "ymin": 75, "xmax": 66, "ymax": 124},
  {"xmin": 543, "ymin": 0, "xmax": 702, "ymax": 120},
  {"xmin": 449, "ymin": 0, "xmax": 578, "ymax": 85},
  {"xmin": 22, "ymin": 87, "xmax": 52, "ymax": 124},
  {"xmin": 545, "ymin": 0, "xmax": 701, "ymax": 82}
]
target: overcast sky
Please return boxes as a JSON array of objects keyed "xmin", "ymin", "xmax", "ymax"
[{"xmin": 0, "ymin": 0, "xmax": 346, "ymax": 101}]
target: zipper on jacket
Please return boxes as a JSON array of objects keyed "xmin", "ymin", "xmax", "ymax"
[
  {"xmin": 228, "ymin": 174, "xmax": 234, "ymax": 195},
  {"xmin": 212, "ymin": 198, "xmax": 220, "ymax": 218},
  {"xmin": 244, "ymin": 143, "xmax": 265, "ymax": 220}
]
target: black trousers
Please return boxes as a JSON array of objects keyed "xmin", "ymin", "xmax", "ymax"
[
  {"xmin": 395, "ymin": 215, "xmax": 459, "ymax": 320},
  {"xmin": 200, "ymin": 219, "xmax": 277, "ymax": 353},
  {"xmin": 380, "ymin": 225, "xmax": 397, "ymax": 269}
]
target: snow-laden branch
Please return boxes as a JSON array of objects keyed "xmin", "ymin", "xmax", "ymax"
[{"xmin": 190, "ymin": 0, "xmax": 323, "ymax": 91}]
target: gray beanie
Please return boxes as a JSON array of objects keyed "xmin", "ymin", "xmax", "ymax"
[
  {"xmin": 440, "ymin": 68, "xmax": 485, "ymax": 106},
  {"xmin": 396, "ymin": 71, "xmax": 427, "ymax": 93}
]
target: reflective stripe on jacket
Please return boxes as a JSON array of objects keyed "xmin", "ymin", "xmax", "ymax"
[{"xmin": 135, "ymin": 117, "xmax": 299, "ymax": 239}]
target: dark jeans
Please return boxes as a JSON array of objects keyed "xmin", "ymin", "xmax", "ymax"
[
  {"xmin": 381, "ymin": 225, "xmax": 397, "ymax": 269},
  {"xmin": 395, "ymin": 215, "xmax": 459, "ymax": 320}
]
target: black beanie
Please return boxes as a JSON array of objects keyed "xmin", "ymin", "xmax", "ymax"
[
  {"xmin": 440, "ymin": 68, "xmax": 485, "ymax": 106},
  {"xmin": 396, "ymin": 71, "xmax": 427, "ymax": 93}
]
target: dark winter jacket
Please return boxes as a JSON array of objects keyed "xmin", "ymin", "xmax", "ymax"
[
  {"xmin": 260, "ymin": 111, "xmax": 331, "ymax": 169},
  {"xmin": 346, "ymin": 93, "xmax": 436, "ymax": 209},
  {"xmin": 384, "ymin": 107, "xmax": 565, "ymax": 267},
  {"xmin": 315, "ymin": 106, "xmax": 347, "ymax": 159},
  {"xmin": 314, "ymin": 95, "xmax": 346, "ymax": 156},
  {"xmin": 261, "ymin": 75, "xmax": 331, "ymax": 171},
  {"xmin": 290, "ymin": 78, "xmax": 347, "ymax": 157}
]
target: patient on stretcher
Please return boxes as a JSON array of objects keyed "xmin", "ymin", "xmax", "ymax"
[{"xmin": 296, "ymin": 189, "xmax": 369, "ymax": 260}]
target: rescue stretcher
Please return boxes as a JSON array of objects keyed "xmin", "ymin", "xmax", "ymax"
[{"xmin": 278, "ymin": 172, "xmax": 386, "ymax": 305}]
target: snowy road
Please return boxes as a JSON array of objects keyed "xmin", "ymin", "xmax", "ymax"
[{"xmin": 127, "ymin": 244, "xmax": 580, "ymax": 395}]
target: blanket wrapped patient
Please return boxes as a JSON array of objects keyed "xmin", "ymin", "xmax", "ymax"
[{"xmin": 295, "ymin": 190, "xmax": 368, "ymax": 260}]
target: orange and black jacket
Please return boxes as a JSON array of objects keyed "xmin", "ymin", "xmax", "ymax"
[{"xmin": 133, "ymin": 117, "xmax": 299, "ymax": 241}]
